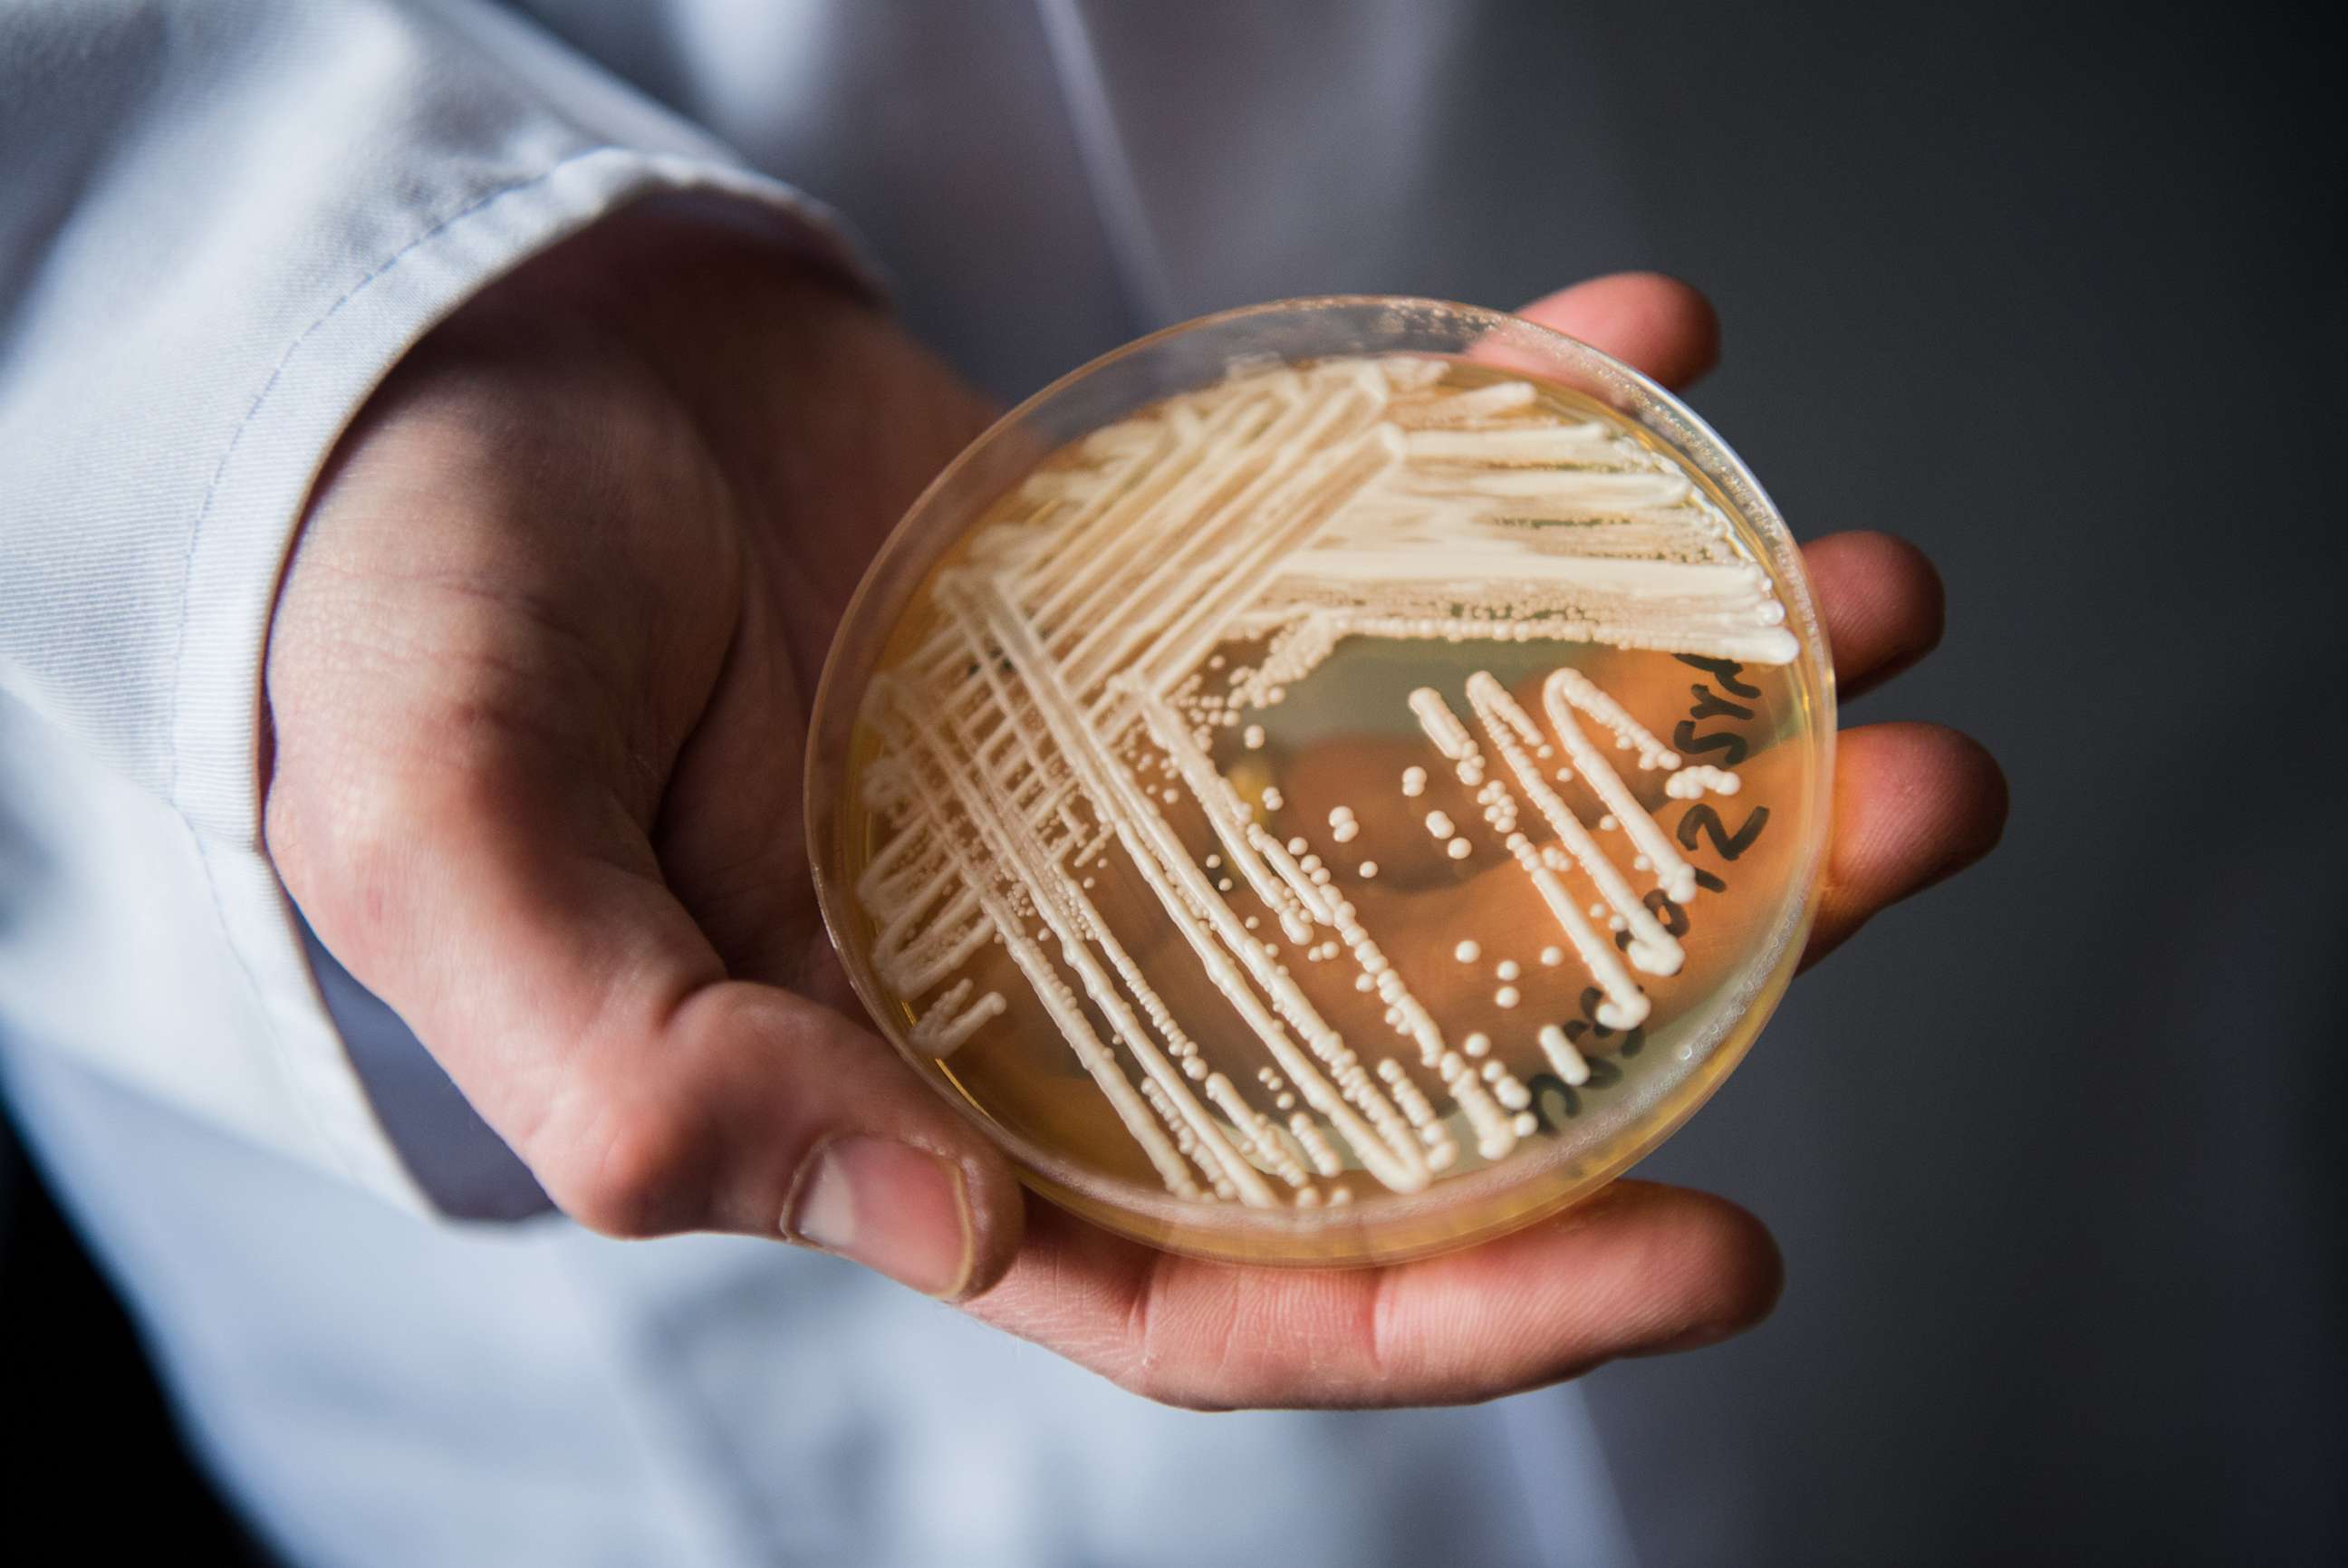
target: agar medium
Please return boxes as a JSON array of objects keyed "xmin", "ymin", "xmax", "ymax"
[{"xmin": 806, "ymin": 298, "xmax": 1833, "ymax": 1265}]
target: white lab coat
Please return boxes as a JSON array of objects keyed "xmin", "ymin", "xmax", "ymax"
[{"xmin": 0, "ymin": 4, "xmax": 1639, "ymax": 1563}]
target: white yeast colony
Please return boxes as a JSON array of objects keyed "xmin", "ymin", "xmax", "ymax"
[{"xmin": 853, "ymin": 356, "xmax": 1797, "ymax": 1208}]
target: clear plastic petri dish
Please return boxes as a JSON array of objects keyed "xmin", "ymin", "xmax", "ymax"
[{"xmin": 805, "ymin": 297, "xmax": 1833, "ymax": 1266}]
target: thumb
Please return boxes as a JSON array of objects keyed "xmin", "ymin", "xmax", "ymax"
[{"xmin": 265, "ymin": 717, "xmax": 1025, "ymax": 1301}]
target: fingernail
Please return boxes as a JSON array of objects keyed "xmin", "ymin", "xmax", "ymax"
[{"xmin": 784, "ymin": 1136, "xmax": 974, "ymax": 1299}]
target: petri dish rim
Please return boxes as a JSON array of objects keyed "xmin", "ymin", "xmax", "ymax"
[{"xmin": 804, "ymin": 294, "xmax": 1836, "ymax": 1266}]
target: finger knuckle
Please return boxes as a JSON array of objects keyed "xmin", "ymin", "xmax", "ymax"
[{"xmin": 541, "ymin": 1098, "xmax": 711, "ymax": 1239}]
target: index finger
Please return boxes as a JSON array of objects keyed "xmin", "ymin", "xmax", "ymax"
[{"xmin": 1516, "ymin": 273, "xmax": 1722, "ymax": 390}]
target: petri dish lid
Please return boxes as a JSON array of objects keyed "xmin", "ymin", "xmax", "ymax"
[{"xmin": 807, "ymin": 297, "xmax": 1833, "ymax": 1265}]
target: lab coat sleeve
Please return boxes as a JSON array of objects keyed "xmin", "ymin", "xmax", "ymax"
[{"xmin": 0, "ymin": 0, "xmax": 874, "ymax": 1212}]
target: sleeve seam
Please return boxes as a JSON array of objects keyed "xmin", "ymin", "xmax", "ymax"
[
  {"xmin": 164, "ymin": 139, "xmax": 630, "ymax": 816},
  {"xmin": 163, "ymin": 143, "xmax": 656, "ymax": 1205}
]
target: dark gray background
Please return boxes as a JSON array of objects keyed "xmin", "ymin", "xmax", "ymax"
[{"xmin": 11, "ymin": 4, "xmax": 2341, "ymax": 1563}]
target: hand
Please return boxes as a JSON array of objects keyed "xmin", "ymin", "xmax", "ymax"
[{"xmin": 266, "ymin": 199, "xmax": 2005, "ymax": 1409}]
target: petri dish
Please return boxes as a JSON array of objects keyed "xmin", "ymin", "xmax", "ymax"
[{"xmin": 805, "ymin": 297, "xmax": 1834, "ymax": 1266}]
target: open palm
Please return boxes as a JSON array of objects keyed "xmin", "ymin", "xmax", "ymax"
[{"xmin": 265, "ymin": 200, "xmax": 2004, "ymax": 1409}]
